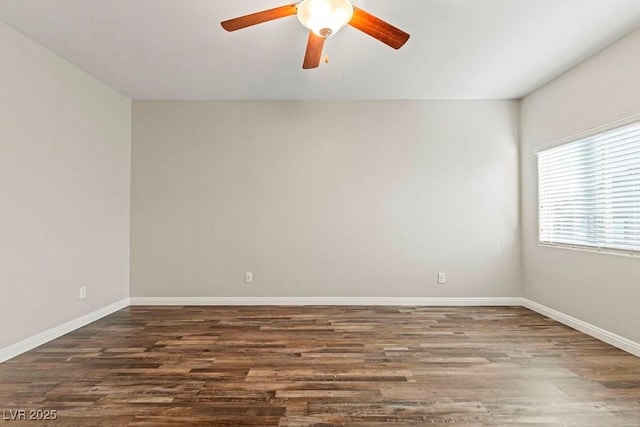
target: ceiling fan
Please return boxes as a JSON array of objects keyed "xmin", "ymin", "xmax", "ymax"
[{"xmin": 221, "ymin": 0, "xmax": 410, "ymax": 69}]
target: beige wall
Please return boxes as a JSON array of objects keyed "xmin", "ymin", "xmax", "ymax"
[
  {"xmin": 521, "ymin": 28, "xmax": 640, "ymax": 343},
  {"xmin": 131, "ymin": 101, "xmax": 521, "ymax": 298},
  {"xmin": 0, "ymin": 21, "xmax": 131, "ymax": 349}
]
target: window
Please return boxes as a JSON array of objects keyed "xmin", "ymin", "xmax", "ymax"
[{"xmin": 537, "ymin": 121, "xmax": 640, "ymax": 254}]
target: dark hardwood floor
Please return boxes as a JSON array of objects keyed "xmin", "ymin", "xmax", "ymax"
[{"xmin": 1, "ymin": 306, "xmax": 639, "ymax": 426}]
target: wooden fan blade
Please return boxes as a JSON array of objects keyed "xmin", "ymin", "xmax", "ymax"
[
  {"xmin": 303, "ymin": 31, "xmax": 325, "ymax": 69},
  {"xmin": 349, "ymin": 7, "xmax": 410, "ymax": 49},
  {"xmin": 221, "ymin": 4, "xmax": 297, "ymax": 32}
]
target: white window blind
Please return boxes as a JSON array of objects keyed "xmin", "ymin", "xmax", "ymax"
[{"xmin": 538, "ymin": 121, "xmax": 640, "ymax": 254}]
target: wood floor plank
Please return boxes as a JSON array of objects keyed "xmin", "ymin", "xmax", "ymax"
[{"xmin": 0, "ymin": 306, "xmax": 639, "ymax": 426}]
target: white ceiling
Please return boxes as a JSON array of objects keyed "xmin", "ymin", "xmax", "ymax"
[{"xmin": 1, "ymin": 0, "xmax": 640, "ymax": 100}]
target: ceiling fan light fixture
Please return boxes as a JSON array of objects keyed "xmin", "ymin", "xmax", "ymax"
[
  {"xmin": 297, "ymin": 0, "xmax": 354, "ymax": 37},
  {"xmin": 220, "ymin": 1, "xmax": 409, "ymax": 69}
]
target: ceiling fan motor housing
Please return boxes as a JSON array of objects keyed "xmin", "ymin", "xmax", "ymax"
[{"xmin": 297, "ymin": 0, "xmax": 354, "ymax": 37}]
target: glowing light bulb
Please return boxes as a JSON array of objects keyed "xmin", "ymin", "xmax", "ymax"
[{"xmin": 297, "ymin": 0, "xmax": 354, "ymax": 37}]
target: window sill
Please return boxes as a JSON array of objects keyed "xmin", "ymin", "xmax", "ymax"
[{"xmin": 539, "ymin": 243, "xmax": 639, "ymax": 258}]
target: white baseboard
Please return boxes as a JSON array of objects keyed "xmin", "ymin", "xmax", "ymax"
[
  {"xmin": 522, "ymin": 299, "xmax": 640, "ymax": 358},
  {"xmin": 129, "ymin": 296, "xmax": 523, "ymax": 306},
  {"xmin": 0, "ymin": 298, "xmax": 130, "ymax": 364}
]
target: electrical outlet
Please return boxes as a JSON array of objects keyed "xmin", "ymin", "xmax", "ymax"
[
  {"xmin": 245, "ymin": 272, "xmax": 253, "ymax": 283},
  {"xmin": 79, "ymin": 286, "xmax": 87, "ymax": 299},
  {"xmin": 437, "ymin": 273, "xmax": 446, "ymax": 284}
]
